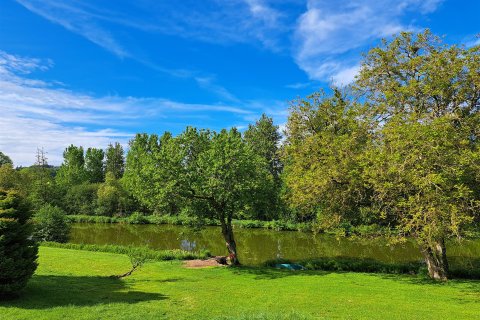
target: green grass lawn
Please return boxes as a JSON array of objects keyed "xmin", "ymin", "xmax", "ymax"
[{"xmin": 1, "ymin": 247, "xmax": 479, "ymax": 319}]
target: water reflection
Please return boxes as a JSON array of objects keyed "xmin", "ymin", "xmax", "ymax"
[{"xmin": 70, "ymin": 223, "xmax": 480, "ymax": 266}]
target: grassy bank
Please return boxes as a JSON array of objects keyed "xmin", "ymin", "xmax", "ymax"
[
  {"xmin": 66, "ymin": 214, "xmax": 313, "ymax": 232},
  {"xmin": 66, "ymin": 214, "xmax": 392, "ymax": 235},
  {"xmin": 1, "ymin": 247, "xmax": 480, "ymax": 319},
  {"xmin": 40, "ymin": 242, "xmax": 210, "ymax": 261}
]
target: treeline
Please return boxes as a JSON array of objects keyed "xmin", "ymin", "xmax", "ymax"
[
  {"xmin": 1, "ymin": 30, "xmax": 479, "ymax": 279},
  {"xmin": 0, "ymin": 143, "xmax": 135, "ymax": 217}
]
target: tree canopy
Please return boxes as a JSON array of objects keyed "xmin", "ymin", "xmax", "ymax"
[{"xmin": 125, "ymin": 127, "xmax": 271, "ymax": 264}]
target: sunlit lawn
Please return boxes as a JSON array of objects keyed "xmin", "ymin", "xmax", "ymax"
[{"xmin": 1, "ymin": 247, "xmax": 479, "ymax": 319}]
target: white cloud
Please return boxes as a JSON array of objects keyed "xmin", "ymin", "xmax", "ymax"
[
  {"xmin": 293, "ymin": 0, "xmax": 442, "ymax": 84},
  {"xmin": 466, "ymin": 37, "xmax": 480, "ymax": 48},
  {"xmin": 16, "ymin": 0, "xmax": 286, "ymax": 53},
  {"xmin": 285, "ymin": 82, "xmax": 311, "ymax": 89},
  {"xmin": 0, "ymin": 51, "xmax": 287, "ymax": 166}
]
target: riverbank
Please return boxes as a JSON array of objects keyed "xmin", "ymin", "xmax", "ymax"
[
  {"xmin": 40, "ymin": 241, "xmax": 211, "ymax": 261},
  {"xmin": 1, "ymin": 247, "xmax": 479, "ymax": 319},
  {"xmin": 41, "ymin": 242, "xmax": 480, "ymax": 279},
  {"xmin": 66, "ymin": 214, "xmax": 392, "ymax": 236}
]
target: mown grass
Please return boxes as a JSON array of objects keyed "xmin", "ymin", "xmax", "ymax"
[
  {"xmin": 1, "ymin": 247, "xmax": 480, "ymax": 319},
  {"xmin": 40, "ymin": 242, "xmax": 211, "ymax": 261}
]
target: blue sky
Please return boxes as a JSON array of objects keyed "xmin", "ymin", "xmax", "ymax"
[{"xmin": 1, "ymin": 0, "xmax": 479, "ymax": 165}]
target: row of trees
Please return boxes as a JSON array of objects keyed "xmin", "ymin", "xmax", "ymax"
[
  {"xmin": 0, "ymin": 143, "xmax": 130, "ymax": 216},
  {"xmin": 126, "ymin": 30, "xmax": 480, "ymax": 278}
]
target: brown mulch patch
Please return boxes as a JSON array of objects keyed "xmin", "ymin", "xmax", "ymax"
[{"xmin": 183, "ymin": 259, "xmax": 225, "ymax": 268}]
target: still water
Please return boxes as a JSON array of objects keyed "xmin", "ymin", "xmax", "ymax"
[{"xmin": 70, "ymin": 223, "xmax": 480, "ymax": 266}]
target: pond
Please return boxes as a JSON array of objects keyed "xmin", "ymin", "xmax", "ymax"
[{"xmin": 70, "ymin": 223, "xmax": 480, "ymax": 266}]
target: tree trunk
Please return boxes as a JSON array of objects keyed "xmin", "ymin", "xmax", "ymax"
[
  {"xmin": 421, "ymin": 238, "xmax": 449, "ymax": 281},
  {"xmin": 112, "ymin": 265, "xmax": 138, "ymax": 278},
  {"xmin": 221, "ymin": 219, "xmax": 240, "ymax": 265}
]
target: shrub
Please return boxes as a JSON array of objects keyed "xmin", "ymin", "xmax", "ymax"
[
  {"xmin": 32, "ymin": 204, "xmax": 70, "ymax": 243},
  {"xmin": 63, "ymin": 183, "xmax": 99, "ymax": 215},
  {"xmin": 0, "ymin": 189, "xmax": 38, "ymax": 297},
  {"xmin": 127, "ymin": 212, "xmax": 149, "ymax": 224}
]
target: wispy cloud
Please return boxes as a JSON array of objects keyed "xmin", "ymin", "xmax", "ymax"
[
  {"xmin": 15, "ymin": 0, "xmax": 293, "ymax": 101},
  {"xmin": 285, "ymin": 82, "xmax": 312, "ymax": 89},
  {"xmin": 16, "ymin": 0, "xmax": 129, "ymax": 58},
  {"xmin": 293, "ymin": 0, "xmax": 443, "ymax": 85},
  {"xmin": 16, "ymin": 0, "xmax": 287, "ymax": 53},
  {"xmin": 1, "ymin": 51, "xmax": 286, "ymax": 166}
]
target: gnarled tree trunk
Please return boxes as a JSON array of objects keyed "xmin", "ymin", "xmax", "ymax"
[
  {"xmin": 221, "ymin": 219, "xmax": 240, "ymax": 265},
  {"xmin": 421, "ymin": 238, "xmax": 449, "ymax": 281}
]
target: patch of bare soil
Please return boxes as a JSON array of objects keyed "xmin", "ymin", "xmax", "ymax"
[{"xmin": 183, "ymin": 259, "xmax": 225, "ymax": 268}]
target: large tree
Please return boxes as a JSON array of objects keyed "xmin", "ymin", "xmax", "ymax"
[
  {"xmin": 243, "ymin": 114, "xmax": 282, "ymax": 220},
  {"xmin": 105, "ymin": 143, "xmax": 125, "ymax": 179},
  {"xmin": 282, "ymin": 89, "xmax": 371, "ymax": 225},
  {"xmin": 363, "ymin": 116, "xmax": 479, "ymax": 280},
  {"xmin": 85, "ymin": 147, "xmax": 105, "ymax": 183},
  {"xmin": 125, "ymin": 127, "xmax": 271, "ymax": 264},
  {"xmin": 244, "ymin": 114, "xmax": 282, "ymax": 179},
  {"xmin": 355, "ymin": 30, "xmax": 480, "ymax": 280},
  {"xmin": 56, "ymin": 145, "xmax": 87, "ymax": 187}
]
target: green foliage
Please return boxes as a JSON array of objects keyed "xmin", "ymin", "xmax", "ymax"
[
  {"xmin": 56, "ymin": 145, "xmax": 88, "ymax": 187},
  {"xmin": 125, "ymin": 127, "xmax": 273, "ymax": 262},
  {"xmin": 127, "ymin": 212, "xmax": 149, "ymax": 224},
  {"xmin": 281, "ymin": 30, "xmax": 480, "ymax": 280},
  {"xmin": 20, "ymin": 166, "xmax": 63, "ymax": 210},
  {"xmin": 0, "ymin": 151, "xmax": 13, "ymax": 167},
  {"xmin": 356, "ymin": 30, "xmax": 480, "ymax": 279},
  {"xmin": 282, "ymin": 88, "xmax": 371, "ymax": 225},
  {"xmin": 243, "ymin": 114, "xmax": 283, "ymax": 220},
  {"xmin": 355, "ymin": 30, "xmax": 480, "ymax": 121},
  {"xmin": 85, "ymin": 147, "xmax": 105, "ymax": 183},
  {"xmin": 0, "ymin": 164, "xmax": 20, "ymax": 191},
  {"xmin": 32, "ymin": 204, "xmax": 70, "ymax": 243},
  {"xmin": 96, "ymin": 172, "xmax": 130, "ymax": 216},
  {"xmin": 264, "ymin": 257, "xmax": 425, "ymax": 275},
  {"xmin": 105, "ymin": 142, "xmax": 125, "ymax": 179},
  {"xmin": 63, "ymin": 183, "xmax": 99, "ymax": 215},
  {"xmin": 67, "ymin": 214, "xmax": 119, "ymax": 223},
  {"xmin": 244, "ymin": 113, "xmax": 282, "ymax": 179},
  {"xmin": 364, "ymin": 116, "xmax": 479, "ymax": 243},
  {"xmin": 0, "ymin": 189, "xmax": 38, "ymax": 297}
]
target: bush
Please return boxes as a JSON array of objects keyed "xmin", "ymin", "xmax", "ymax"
[
  {"xmin": 67, "ymin": 215, "xmax": 119, "ymax": 223},
  {"xmin": 32, "ymin": 204, "xmax": 70, "ymax": 243},
  {"xmin": 0, "ymin": 189, "xmax": 38, "ymax": 297},
  {"xmin": 63, "ymin": 183, "xmax": 99, "ymax": 215},
  {"xmin": 127, "ymin": 212, "xmax": 149, "ymax": 224}
]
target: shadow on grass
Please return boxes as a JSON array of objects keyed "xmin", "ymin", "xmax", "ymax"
[
  {"xmin": 229, "ymin": 256, "xmax": 480, "ymax": 283},
  {"xmin": 0, "ymin": 275, "xmax": 166, "ymax": 309}
]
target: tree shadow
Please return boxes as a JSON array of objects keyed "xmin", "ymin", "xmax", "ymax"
[
  {"xmin": 229, "ymin": 256, "xmax": 480, "ymax": 284},
  {"xmin": 0, "ymin": 275, "xmax": 166, "ymax": 309}
]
